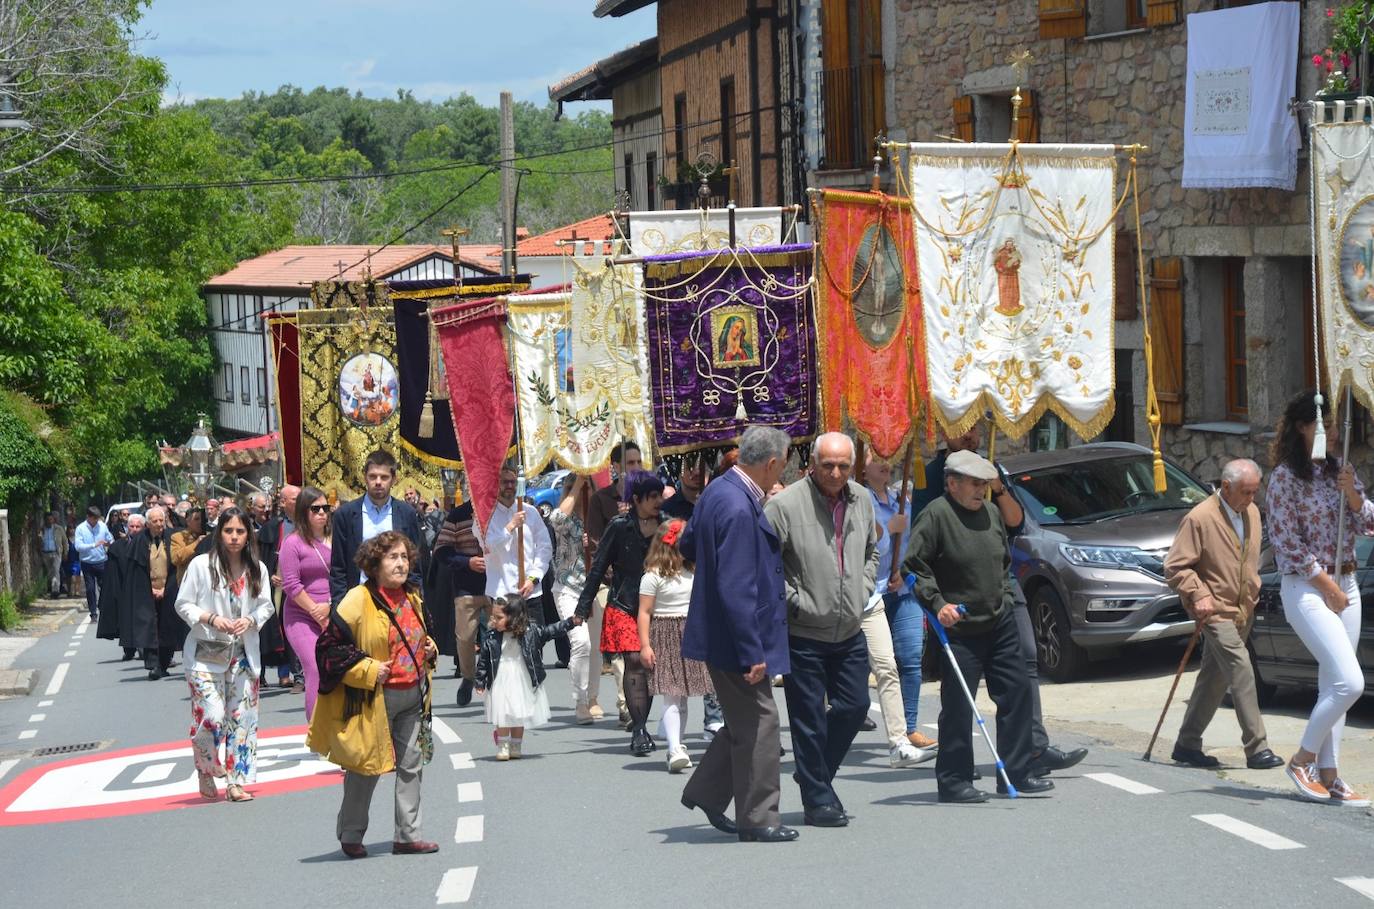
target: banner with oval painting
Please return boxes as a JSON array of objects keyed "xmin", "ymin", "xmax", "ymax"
[{"xmin": 338, "ymin": 352, "xmax": 399, "ymax": 427}]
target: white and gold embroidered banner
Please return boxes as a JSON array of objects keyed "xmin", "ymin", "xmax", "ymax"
[
  {"xmin": 908, "ymin": 143, "xmax": 1117, "ymax": 439},
  {"xmin": 1312, "ymin": 100, "xmax": 1374, "ymax": 408},
  {"xmin": 626, "ymin": 207, "xmax": 788, "ymax": 256},
  {"xmin": 568, "ymin": 258, "xmax": 655, "ymax": 467}
]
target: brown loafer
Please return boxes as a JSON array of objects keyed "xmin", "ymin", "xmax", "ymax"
[
  {"xmin": 392, "ymin": 840, "xmax": 439, "ymax": 855},
  {"xmin": 340, "ymin": 842, "xmax": 367, "ymax": 859},
  {"xmin": 908, "ymin": 731, "xmax": 938, "ymax": 749}
]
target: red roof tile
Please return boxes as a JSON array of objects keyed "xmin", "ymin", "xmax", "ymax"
[
  {"xmin": 202, "ymin": 244, "xmax": 500, "ymax": 291},
  {"xmin": 515, "ymin": 214, "xmax": 619, "ymax": 258}
]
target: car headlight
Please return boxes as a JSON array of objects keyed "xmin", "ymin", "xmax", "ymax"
[{"xmin": 1059, "ymin": 543, "xmax": 1149, "ymax": 570}]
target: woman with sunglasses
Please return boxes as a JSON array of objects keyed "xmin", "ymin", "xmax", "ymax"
[{"xmin": 279, "ymin": 487, "xmax": 334, "ymax": 719}]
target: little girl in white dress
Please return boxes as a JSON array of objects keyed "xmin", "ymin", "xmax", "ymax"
[{"xmin": 475, "ymin": 597, "xmax": 580, "ymax": 760}]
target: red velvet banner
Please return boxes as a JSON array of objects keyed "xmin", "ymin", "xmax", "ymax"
[
  {"xmin": 813, "ymin": 190, "xmax": 929, "ymax": 459},
  {"xmin": 433, "ymin": 298, "xmax": 515, "ymax": 536},
  {"xmin": 267, "ymin": 315, "xmax": 303, "ymax": 486}
]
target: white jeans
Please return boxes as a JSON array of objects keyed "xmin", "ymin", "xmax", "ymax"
[
  {"xmin": 861, "ymin": 603, "xmax": 907, "ymax": 748},
  {"xmin": 1280, "ymin": 573, "xmax": 1363, "ymax": 768},
  {"xmin": 554, "ymin": 583, "xmax": 594, "ymax": 707}
]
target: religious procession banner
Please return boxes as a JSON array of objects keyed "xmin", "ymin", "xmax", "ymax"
[
  {"xmin": 433, "ymin": 297, "xmax": 515, "ymax": 535},
  {"xmin": 627, "ymin": 206, "xmax": 790, "ymax": 256},
  {"xmin": 1311, "ymin": 99, "xmax": 1374, "ymax": 408},
  {"xmin": 267, "ymin": 314, "xmax": 303, "ymax": 486},
  {"xmin": 907, "ymin": 143, "xmax": 1117, "ymax": 440},
  {"xmin": 812, "ymin": 189, "xmax": 929, "ymax": 459},
  {"xmin": 289, "ymin": 281, "xmax": 444, "ymax": 503},
  {"xmin": 507, "ymin": 285, "xmax": 626, "ymax": 475},
  {"xmin": 639, "ymin": 244, "xmax": 818, "ymax": 455}
]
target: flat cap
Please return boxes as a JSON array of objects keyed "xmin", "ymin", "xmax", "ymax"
[{"xmin": 945, "ymin": 449, "xmax": 998, "ymax": 481}]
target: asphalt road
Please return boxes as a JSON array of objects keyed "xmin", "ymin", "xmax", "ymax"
[{"xmin": 2, "ymin": 607, "xmax": 1373, "ymax": 908}]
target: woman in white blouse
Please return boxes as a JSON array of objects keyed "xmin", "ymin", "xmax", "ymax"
[{"xmin": 174, "ymin": 507, "xmax": 275, "ymax": 802}]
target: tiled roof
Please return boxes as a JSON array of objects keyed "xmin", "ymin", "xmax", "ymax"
[
  {"xmin": 202, "ymin": 244, "xmax": 500, "ymax": 290},
  {"xmin": 549, "ymin": 36, "xmax": 658, "ymax": 103},
  {"xmin": 515, "ymin": 213, "xmax": 619, "ymax": 258}
]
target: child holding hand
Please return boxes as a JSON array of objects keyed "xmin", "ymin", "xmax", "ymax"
[{"xmin": 476, "ymin": 597, "xmax": 581, "ymax": 760}]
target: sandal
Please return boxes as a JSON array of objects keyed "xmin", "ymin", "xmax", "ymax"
[
  {"xmin": 197, "ymin": 772, "xmax": 218, "ymax": 800},
  {"xmin": 225, "ymin": 784, "xmax": 254, "ymax": 802}
]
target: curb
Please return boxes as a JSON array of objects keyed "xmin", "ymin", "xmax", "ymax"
[{"xmin": 0, "ymin": 668, "xmax": 37, "ymax": 697}]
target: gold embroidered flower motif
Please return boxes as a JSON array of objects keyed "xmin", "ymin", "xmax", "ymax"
[
  {"xmin": 680, "ymin": 338, "xmax": 693, "ymax": 353},
  {"xmin": 1067, "ymin": 355, "xmax": 1083, "ymax": 370},
  {"xmin": 948, "ymin": 244, "xmax": 962, "ymax": 263}
]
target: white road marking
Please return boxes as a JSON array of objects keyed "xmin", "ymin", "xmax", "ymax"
[
  {"xmin": 37, "ymin": 700, "xmax": 52, "ymax": 708},
  {"xmin": 27, "ymin": 714, "xmax": 45, "ymax": 723},
  {"xmin": 1084, "ymin": 773, "xmax": 1162, "ymax": 795},
  {"xmin": 867, "ymin": 703, "xmax": 881, "ymax": 716},
  {"xmin": 1337, "ymin": 878, "xmax": 1374, "ymax": 901},
  {"xmin": 923, "ymin": 723, "xmax": 939, "ymax": 731},
  {"xmin": 1193, "ymin": 814, "xmax": 1304, "ymax": 850},
  {"xmin": 0, "ymin": 758, "xmax": 17, "ymax": 782},
  {"xmin": 431, "ymin": 717, "xmax": 461, "ymax": 745},
  {"xmin": 18, "ymin": 730, "xmax": 36, "ymax": 740},
  {"xmin": 453, "ymin": 814, "xmax": 484, "ymax": 844},
  {"xmin": 456, "ymin": 782, "xmax": 482, "ymax": 803},
  {"xmin": 449, "ymin": 752, "xmax": 475, "ymax": 770},
  {"xmin": 44, "ymin": 663, "xmax": 69, "ymax": 696},
  {"xmin": 63, "ymin": 650, "xmax": 77, "ymax": 657},
  {"xmin": 76, "ymin": 617, "xmax": 90, "ymax": 633},
  {"xmin": 435, "ymin": 867, "xmax": 478, "ymax": 904},
  {"xmin": 130, "ymin": 761, "xmax": 180, "ymax": 785}
]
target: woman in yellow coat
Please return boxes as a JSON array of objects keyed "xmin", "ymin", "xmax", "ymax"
[{"xmin": 307, "ymin": 529, "xmax": 439, "ymax": 858}]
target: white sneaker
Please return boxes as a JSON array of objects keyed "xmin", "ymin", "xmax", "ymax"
[
  {"xmin": 667, "ymin": 746, "xmax": 692, "ymax": 773},
  {"xmin": 495, "ymin": 741, "xmax": 511, "ymax": 762},
  {"xmin": 889, "ymin": 743, "xmax": 929, "ymax": 768}
]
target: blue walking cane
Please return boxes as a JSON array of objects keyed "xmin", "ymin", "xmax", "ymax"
[{"xmin": 905, "ymin": 574, "xmax": 1017, "ymax": 799}]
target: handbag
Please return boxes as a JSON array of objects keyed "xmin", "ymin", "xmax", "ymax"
[
  {"xmin": 196, "ymin": 571, "xmax": 246, "ymax": 666},
  {"xmin": 369, "ymin": 588, "xmax": 435, "ymax": 766}
]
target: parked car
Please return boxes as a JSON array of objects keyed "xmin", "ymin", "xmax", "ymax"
[
  {"xmin": 1003, "ymin": 442, "xmax": 1210, "ymax": 682},
  {"xmin": 527, "ymin": 469, "xmax": 570, "ymax": 517},
  {"xmin": 1250, "ymin": 537, "xmax": 1374, "ymax": 705},
  {"xmin": 105, "ymin": 502, "xmax": 143, "ymax": 526}
]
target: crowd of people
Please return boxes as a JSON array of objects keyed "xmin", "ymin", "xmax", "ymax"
[{"xmin": 61, "ymin": 384, "xmax": 1372, "ymax": 853}]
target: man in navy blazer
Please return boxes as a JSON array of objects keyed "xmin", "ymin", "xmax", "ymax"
[
  {"xmin": 679, "ymin": 426, "xmax": 797, "ymax": 844},
  {"xmin": 329, "ymin": 450, "xmax": 425, "ymax": 606}
]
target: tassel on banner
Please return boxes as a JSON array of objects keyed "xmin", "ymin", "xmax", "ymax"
[
  {"xmin": 418, "ymin": 391, "xmax": 435, "ymax": 439},
  {"xmin": 1153, "ymin": 453, "xmax": 1167, "ymax": 494},
  {"xmin": 1312, "ymin": 392, "xmax": 1328, "ymax": 461},
  {"xmin": 735, "ymin": 396, "xmax": 748, "ymax": 421}
]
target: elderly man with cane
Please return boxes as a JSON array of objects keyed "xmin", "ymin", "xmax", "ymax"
[
  {"xmin": 904, "ymin": 450, "xmax": 1051, "ymax": 803},
  {"xmin": 1161, "ymin": 459, "xmax": 1283, "ymax": 771}
]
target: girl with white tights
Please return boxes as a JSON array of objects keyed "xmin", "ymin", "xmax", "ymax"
[{"xmin": 1267, "ymin": 390, "xmax": 1371, "ymax": 806}]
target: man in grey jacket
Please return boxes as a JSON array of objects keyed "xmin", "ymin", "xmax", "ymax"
[{"xmin": 764, "ymin": 431, "xmax": 878, "ymax": 828}]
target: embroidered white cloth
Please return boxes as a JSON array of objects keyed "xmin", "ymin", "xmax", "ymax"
[
  {"xmin": 907, "ymin": 142, "xmax": 1117, "ymax": 440},
  {"xmin": 568, "ymin": 257, "xmax": 655, "ymax": 467},
  {"xmin": 1182, "ymin": 1, "xmax": 1299, "ymax": 190},
  {"xmin": 1311, "ymin": 99, "xmax": 1374, "ymax": 406},
  {"xmin": 626, "ymin": 207, "xmax": 789, "ymax": 256}
]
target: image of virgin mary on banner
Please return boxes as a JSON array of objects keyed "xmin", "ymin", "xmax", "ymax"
[{"xmin": 639, "ymin": 244, "xmax": 817, "ymax": 455}]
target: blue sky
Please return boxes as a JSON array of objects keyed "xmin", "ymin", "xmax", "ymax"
[{"xmin": 136, "ymin": 1, "xmax": 655, "ymax": 108}]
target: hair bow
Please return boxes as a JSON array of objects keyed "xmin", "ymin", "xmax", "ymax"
[{"xmin": 661, "ymin": 519, "xmax": 685, "ymax": 547}]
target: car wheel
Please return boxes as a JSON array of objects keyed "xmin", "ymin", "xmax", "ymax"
[
  {"xmin": 1029, "ymin": 587, "xmax": 1089, "ymax": 683},
  {"xmin": 538, "ymin": 502, "xmax": 552, "ymax": 518},
  {"xmin": 1247, "ymin": 641, "xmax": 1278, "ymax": 708}
]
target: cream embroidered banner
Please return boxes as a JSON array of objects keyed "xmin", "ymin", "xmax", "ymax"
[
  {"xmin": 626, "ymin": 207, "xmax": 788, "ymax": 256},
  {"xmin": 568, "ymin": 257, "xmax": 655, "ymax": 467},
  {"xmin": 1312, "ymin": 100, "xmax": 1374, "ymax": 408},
  {"xmin": 907, "ymin": 142, "xmax": 1117, "ymax": 440}
]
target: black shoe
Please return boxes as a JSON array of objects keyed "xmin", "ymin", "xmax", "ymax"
[
  {"xmin": 803, "ymin": 803, "xmax": 848, "ymax": 827},
  {"xmin": 937, "ymin": 785, "xmax": 989, "ymax": 804},
  {"xmin": 456, "ymin": 679, "xmax": 473, "ymax": 707},
  {"xmin": 860, "ymin": 715, "xmax": 877, "ymax": 732},
  {"xmin": 738, "ymin": 825, "xmax": 799, "ymax": 843},
  {"xmin": 631, "ymin": 728, "xmax": 654, "ymax": 756},
  {"xmin": 121, "ymin": 649, "xmax": 135, "ymax": 661},
  {"xmin": 1246, "ymin": 748, "xmax": 1284, "ymax": 770},
  {"xmin": 680, "ymin": 795, "xmax": 738, "ymax": 835},
  {"xmin": 1029, "ymin": 745, "xmax": 1088, "ymax": 775},
  {"xmin": 999, "ymin": 776, "xmax": 1054, "ymax": 796},
  {"xmin": 147, "ymin": 669, "xmax": 161, "ymax": 681},
  {"xmin": 1171, "ymin": 745, "xmax": 1220, "ymax": 768}
]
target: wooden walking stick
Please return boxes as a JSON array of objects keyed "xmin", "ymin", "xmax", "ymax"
[{"xmin": 1142, "ymin": 621, "xmax": 1202, "ymax": 761}]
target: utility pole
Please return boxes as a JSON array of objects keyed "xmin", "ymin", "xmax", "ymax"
[{"xmin": 499, "ymin": 91, "xmax": 517, "ymax": 280}]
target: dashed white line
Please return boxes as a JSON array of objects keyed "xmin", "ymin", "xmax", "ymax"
[
  {"xmin": 44, "ymin": 662, "xmax": 69, "ymax": 696},
  {"xmin": 1084, "ymin": 773, "xmax": 1162, "ymax": 795},
  {"xmin": 1337, "ymin": 878, "xmax": 1374, "ymax": 901},
  {"xmin": 432, "ymin": 717, "xmax": 461, "ymax": 745},
  {"xmin": 435, "ymin": 867, "xmax": 478, "ymax": 904},
  {"xmin": 63, "ymin": 650, "xmax": 77, "ymax": 658},
  {"xmin": 76, "ymin": 616, "xmax": 90, "ymax": 633},
  {"xmin": 449, "ymin": 752, "xmax": 475, "ymax": 770},
  {"xmin": 867, "ymin": 703, "xmax": 881, "ymax": 716},
  {"xmin": 27, "ymin": 713, "xmax": 46, "ymax": 723},
  {"xmin": 1193, "ymin": 814, "xmax": 1304, "ymax": 850},
  {"xmin": 37, "ymin": 700, "xmax": 52, "ymax": 708},
  {"xmin": 0, "ymin": 758, "xmax": 17, "ymax": 782},
  {"xmin": 456, "ymin": 782, "xmax": 483, "ymax": 803},
  {"xmin": 453, "ymin": 814, "xmax": 484, "ymax": 844},
  {"xmin": 18, "ymin": 730, "xmax": 36, "ymax": 740},
  {"xmin": 131, "ymin": 761, "xmax": 180, "ymax": 785},
  {"xmin": 923, "ymin": 723, "xmax": 939, "ymax": 731}
]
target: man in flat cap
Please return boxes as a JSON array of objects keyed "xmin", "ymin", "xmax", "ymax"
[{"xmin": 903, "ymin": 450, "xmax": 1050, "ymax": 803}]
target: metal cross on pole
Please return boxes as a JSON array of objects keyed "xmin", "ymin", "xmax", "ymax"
[{"xmin": 440, "ymin": 225, "xmax": 471, "ymax": 290}]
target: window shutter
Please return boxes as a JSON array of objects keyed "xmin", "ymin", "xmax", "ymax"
[
  {"xmin": 1038, "ymin": 0, "xmax": 1086, "ymax": 39},
  {"xmin": 1149, "ymin": 257, "xmax": 1184, "ymax": 425},
  {"xmin": 1146, "ymin": 0, "xmax": 1180, "ymax": 27},
  {"xmin": 1014, "ymin": 89, "xmax": 1040, "ymax": 143},
  {"xmin": 953, "ymin": 95, "xmax": 974, "ymax": 142},
  {"xmin": 1115, "ymin": 230, "xmax": 1139, "ymax": 320}
]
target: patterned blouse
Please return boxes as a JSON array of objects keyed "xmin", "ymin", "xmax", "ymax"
[
  {"xmin": 549, "ymin": 509, "xmax": 588, "ymax": 593},
  {"xmin": 379, "ymin": 586, "xmax": 424, "ymax": 689},
  {"xmin": 1266, "ymin": 461, "xmax": 1374, "ymax": 577}
]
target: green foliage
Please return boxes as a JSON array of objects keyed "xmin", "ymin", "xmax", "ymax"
[
  {"xmin": 0, "ymin": 391, "xmax": 60, "ymax": 515},
  {"xmin": 0, "ymin": 591, "xmax": 18, "ymax": 631}
]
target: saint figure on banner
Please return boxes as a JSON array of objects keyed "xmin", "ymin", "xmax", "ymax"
[{"xmin": 993, "ymin": 238, "xmax": 1024, "ymax": 317}]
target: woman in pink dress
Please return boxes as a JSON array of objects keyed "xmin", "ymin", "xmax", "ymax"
[{"xmin": 278, "ymin": 486, "xmax": 334, "ymax": 719}]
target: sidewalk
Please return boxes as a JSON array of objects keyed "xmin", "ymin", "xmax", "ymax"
[{"xmin": 0, "ymin": 595, "xmax": 81, "ymax": 697}]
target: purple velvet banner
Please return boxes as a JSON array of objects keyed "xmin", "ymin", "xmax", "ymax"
[{"xmin": 640, "ymin": 243, "xmax": 817, "ymax": 454}]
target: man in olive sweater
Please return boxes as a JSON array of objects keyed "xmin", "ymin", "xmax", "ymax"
[{"xmin": 903, "ymin": 450, "xmax": 1050, "ymax": 803}]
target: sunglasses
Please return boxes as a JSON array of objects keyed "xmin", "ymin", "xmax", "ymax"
[{"xmin": 308, "ymin": 504, "xmax": 332, "ymax": 514}]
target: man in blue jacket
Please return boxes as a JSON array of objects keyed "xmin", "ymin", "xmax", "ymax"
[
  {"xmin": 328, "ymin": 450, "xmax": 424, "ymax": 606},
  {"xmin": 679, "ymin": 425, "xmax": 797, "ymax": 844}
]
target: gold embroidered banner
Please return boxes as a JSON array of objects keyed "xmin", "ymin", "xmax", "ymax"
[
  {"xmin": 907, "ymin": 143, "xmax": 1118, "ymax": 440},
  {"xmin": 570, "ymin": 259, "xmax": 654, "ymax": 466}
]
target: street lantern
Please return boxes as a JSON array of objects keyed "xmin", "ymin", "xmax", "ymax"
[
  {"xmin": 0, "ymin": 84, "xmax": 31, "ymax": 131},
  {"xmin": 439, "ymin": 468, "xmax": 460, "ymax": 510},
  {"xmin": 181, "ymin": 414, "xmax": 223, "ymax": 501}
]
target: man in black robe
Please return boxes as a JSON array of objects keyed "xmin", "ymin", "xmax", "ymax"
[
  {"xmin": 128, "ymin": 507, "xmax": 187, "ymax": 680},
  {"xmin": 96, "ymin": 513, "xmax": 144, "ymax": 661}
]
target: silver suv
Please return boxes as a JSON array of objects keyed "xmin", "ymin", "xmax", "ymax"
[{"xmin": 1002, "ymin": 442, "xmax": 1209, "ymax": 681}]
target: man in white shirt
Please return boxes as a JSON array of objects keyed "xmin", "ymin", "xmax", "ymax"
[
  {"xmin": 74, "ymin": 506, "xmax": 114, "ymax": 620},
  {"xmin": 484, "ymin": 464, "xmax": 552, "ymax": 602}
]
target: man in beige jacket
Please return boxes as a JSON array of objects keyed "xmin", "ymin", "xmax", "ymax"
[{"xmin": 1163, "ymin": 458, "xmax": 1283, "ymax": 770}]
